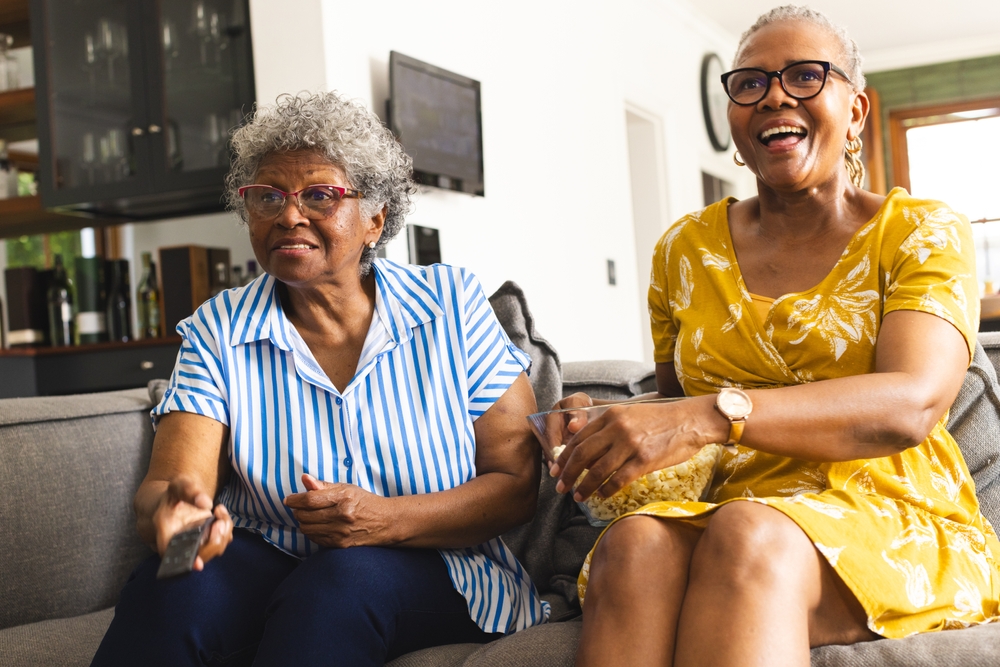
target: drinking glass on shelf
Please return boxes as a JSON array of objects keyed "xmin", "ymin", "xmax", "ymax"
[
  {"xmin": 162, "ymin": 20, "xmax": 179, "ymax": 71},
  {"xmin": 81, "ymin": 132, "xmax": 96, "ymax": 185},
  {"xmin": 83, "ymin": 32, "xmax": 97, "ymax": 95},
  {"xmin": 96, "ymin": 18, "xmax": 128, "ymax": 87},
  {"xmin": 107, "ymin": 128, "xmax": 129, "ymax": 180},
  {"xmin": 98, "ymin": 134, "xmax": 111, "ymax": 183},
  {"xmin": 0, "ymin": 33, "xmax": 16, "ymax": 91}
]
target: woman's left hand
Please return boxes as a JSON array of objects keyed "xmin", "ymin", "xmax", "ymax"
[
  {"xmin": 554, "ymin": 395, "xmax": 722, "ymax": 502},
  {"xmin": 284, "ymin": 474, "xmax": 394, "ymax": 548}
]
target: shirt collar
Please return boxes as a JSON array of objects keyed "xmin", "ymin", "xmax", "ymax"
[{"xmin": 228, "ymin": 259, "xmax": 443, "ymax": 350}]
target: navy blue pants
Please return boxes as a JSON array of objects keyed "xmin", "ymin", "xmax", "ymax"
[{"xmin": 91, "ymin": 530, "xmax": 500, "ymax": 666}]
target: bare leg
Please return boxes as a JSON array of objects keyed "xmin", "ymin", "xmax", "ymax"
[
  {"xmin": 674, "ymin": 502, "xmax": 876, "ymax": 667},
  {"xmin": 576, "ymin": 515, "xmax": 701, "ymax": 667}
]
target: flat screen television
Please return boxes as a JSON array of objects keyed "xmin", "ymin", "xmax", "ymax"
[{"xmin": 389, "ymin": 51, "xmax": 484, "ymax": 196}]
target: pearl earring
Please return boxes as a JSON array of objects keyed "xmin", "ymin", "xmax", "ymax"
[{"xmin": 368, "ymin": 241, "xmax": 377, "ymax": 249}]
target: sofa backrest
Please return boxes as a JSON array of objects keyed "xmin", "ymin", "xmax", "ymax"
[
  {"xmin": 0, "ymin": 388, "xmax": 154, "ymax": 629},
  {"xmin": 950, "ymin": 334, "xmax": 1000, "ymax": 528}
]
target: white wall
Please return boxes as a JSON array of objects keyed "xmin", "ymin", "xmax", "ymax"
[{"xmin": 317, "ymin": 0, "xmax": 755, "ymax": 361}]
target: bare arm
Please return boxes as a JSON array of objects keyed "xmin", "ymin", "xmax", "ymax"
[
  {"xmin": 555, "ymin": 310, "xmax": 970, "ymax": 501},
  {"xmin": 134, "ymin": 411, "xmax": 234, "ymax": 566},
  {"xmin": 285, "ymin": 372, "xmax": 542, "ymax": 549}
]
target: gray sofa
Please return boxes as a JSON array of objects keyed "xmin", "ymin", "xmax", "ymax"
[{"xmin": 2, "ymin": 284, "xmax": 1000, "ymax": 666}]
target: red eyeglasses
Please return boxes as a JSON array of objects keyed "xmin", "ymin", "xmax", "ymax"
[{"xmin": 238, "ymin": 184, "xmax": 365, "ymax": 220}]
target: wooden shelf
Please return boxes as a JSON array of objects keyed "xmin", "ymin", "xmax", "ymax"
[
  {"xmin": 0, "ymin": 195, "xmax": 103, "ymax": 238},
  {"xmin": 0, "ymin": 87, "xmax": 34, "ymax": 126},
  {"xmin": 0, "ymin": 336, "xmax": 183, "ymax": 358}
]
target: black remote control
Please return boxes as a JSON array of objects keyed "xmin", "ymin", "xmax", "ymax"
[{"xmin": 156, "ymin": 515, "xmax": 216, "ymax": 579}]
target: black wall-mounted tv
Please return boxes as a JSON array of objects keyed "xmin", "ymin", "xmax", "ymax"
[{"xmin": 389, "ymin": 51, "xmax": 484, "ymax": 196}]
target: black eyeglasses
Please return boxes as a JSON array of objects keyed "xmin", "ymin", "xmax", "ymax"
[{"xmin": 720, "ymin": 60, "xmax": 853, "ymax": 106}]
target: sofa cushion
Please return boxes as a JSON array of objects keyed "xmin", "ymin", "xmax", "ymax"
[
  {"xmin": 561, "ymin": 359, "xmax": 657, "ymax": 402},
  {"xmin": 386, "ymin": 619, "xmax": 1000, "ymax": 667},
  {"xmin": 386, "ymin": 621, "xmax": 580, "ymax": 667},
  {"xmin": 0, "ymin": 607, "xmax": 113, "ymax": 667},
  {"xmin": 488, "ymin": 281, "xmax": 562, "ymax": 413},
  {"xmin": 947, "ymin": 338, "xmax": 1000, "ymax": 527},
  {"xmin": 810, "ymin": 622, "xmax": 1000, "ymax": 666},
  {"xmin": 0, "ymin": 389, "xmax": 154, "ymax": 630}
]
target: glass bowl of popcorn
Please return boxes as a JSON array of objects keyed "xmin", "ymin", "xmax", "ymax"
[{"xmin": 527, "ymin": 399, "xmax": 725, "ymax": 527}]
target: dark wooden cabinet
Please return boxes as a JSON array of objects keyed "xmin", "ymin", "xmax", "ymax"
[
  {"xmin": 30, "ymin": 0, "xmax": 254, "ymax": 220},
  {"xmin": 0, "ymin": 337, "xmax": 181, "ymax": 398}
]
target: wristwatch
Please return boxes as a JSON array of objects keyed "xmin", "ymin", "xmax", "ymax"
[{"xmin": 715, "ymin": 387, "xmax": 753, "ymax": 445}]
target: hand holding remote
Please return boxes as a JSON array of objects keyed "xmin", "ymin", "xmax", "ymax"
[{"xmin": 152, "ymin": 475, "xmax": 233, "ymax": 574}]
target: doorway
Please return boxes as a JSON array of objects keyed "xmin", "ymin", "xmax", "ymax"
[{"xmin": 625, "ymin": 107, "xmax": 667, "ymax": 364}]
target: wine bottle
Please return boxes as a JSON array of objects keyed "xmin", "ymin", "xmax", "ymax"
[
  {"xmin": 75, "ymin": 256, "xmax": 108, "ymax": 344},
  {"xmin": 243, "ymin": 259, "xmax": 258, "ymax": 286},
  {"xmin": 47, "ymin": 254, "xmax": 75, "ymax": 347},
  {"xmin": 211, "ymin": 261, "xmax": 228, "ymax": 297},
  {"xmin": 137, "ymin": 252, "xmax": 161, "ymax": 339},
  {"xmin": 230, "ymin": 264, "xmax": 244, "ymax": 289},
  {"xmin": 105, "ymin": 259, "xmax": 132, "ymax": 342}
]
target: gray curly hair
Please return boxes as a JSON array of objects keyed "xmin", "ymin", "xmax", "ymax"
[
  {"xmin": 733, "ymin": 5, "xmax": 868, "ymax": 188},
  {"xmin": 225, "ymin": 91, "xmax": 416, "ymax": 277}
]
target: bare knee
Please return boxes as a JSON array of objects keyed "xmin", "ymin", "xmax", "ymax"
[
  {"xmin": 591, "ymin": 515, "xmax": 698, "ymax": 578},
  {"xmin": 691, "ymin": 502, "xmax": 817, "ymax": 593}
]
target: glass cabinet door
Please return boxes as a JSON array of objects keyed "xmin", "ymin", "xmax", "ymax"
[
  {"xmin": 38, "ymin": 0, "xmax": 150, "ymax": 196},
  {"xmin": 149, "ymin": 0, "xmax": 253, "ymax": 182}
]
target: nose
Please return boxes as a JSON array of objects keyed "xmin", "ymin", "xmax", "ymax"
[
  {"xmin": 757, "ymin": 73, "xmax": 798, "ymax": 111},
  {"xmin": 274, "ymin": 193, "xmax": 311, "ymax": 228}
]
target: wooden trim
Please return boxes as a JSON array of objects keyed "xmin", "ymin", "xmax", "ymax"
[
  {"xmin": 889, "ymin": 109, "xmax": 912, "ymax": 192},
  {"xmin": 862, "ymin": 87, "xmax": 886, "ymax": 194},
  {"xmin": 889, "ymin": 96, "xmax": 1000, "ymax": 192},
  {"xmin": 104, "ymin": 225, "xmax": 122, "ymax": 259}
]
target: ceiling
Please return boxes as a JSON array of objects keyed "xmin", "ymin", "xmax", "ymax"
[{"xmin": 682, "ymin": 0, "xmax": 1000, "ymax": 71}]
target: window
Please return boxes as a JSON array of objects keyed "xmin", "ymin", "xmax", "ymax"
[{"xmin": 890, "ymin": 98, "xmax": 1000, "ymax": 292}]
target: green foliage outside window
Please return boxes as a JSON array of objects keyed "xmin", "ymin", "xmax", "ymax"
[{"xmin": 5, "ymin": 231, "xmax": 83, "ymax": 284}]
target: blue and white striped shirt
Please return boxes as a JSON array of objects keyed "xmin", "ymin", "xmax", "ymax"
[{"xmin": 152, "ymin": 259, "xmax": 550, "ymax": 633}]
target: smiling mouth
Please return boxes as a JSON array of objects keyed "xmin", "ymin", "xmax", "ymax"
[
  {"xmin": 276, "ymin": 244, "xmax": 314, "ymax": 250},
  {"xmin": 758, "ymin": 125, "xmax": 807, "ymax": 146}
]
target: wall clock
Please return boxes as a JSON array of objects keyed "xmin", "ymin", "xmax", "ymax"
[{"xmin": 700, "ymin": 53, "xmax": 731, "ymax": 152}]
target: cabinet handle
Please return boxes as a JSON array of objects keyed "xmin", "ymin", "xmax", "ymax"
[
  {"xmin": 131, "ymin": 127, "xmax": 144, "ymax": 136},
  {"xmin": 140, "ymin": 360, "xmax": 155, "ymax": 371},
  {"xmin": 148, "ymin": 124, "xmax": 163, "ymax": 134}
]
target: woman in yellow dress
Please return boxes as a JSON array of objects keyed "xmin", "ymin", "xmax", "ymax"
[{"xmin": 549, "ymin": 6, "xmax": 1000, "ymax": 666}]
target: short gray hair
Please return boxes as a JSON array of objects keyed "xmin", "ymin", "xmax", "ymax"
[
  {"xmin": 225, "ymin": 91, "xmax": 415, "ymax": 277},
  {"xmin": 733, "ymin": 5, "xmax": 866, "ymax": 92}
]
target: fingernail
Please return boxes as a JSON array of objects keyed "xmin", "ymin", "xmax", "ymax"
[
  {"xmin": 573, "ymin": 492, "xmax": 583, "ymax": 502},
  {"xmin": 549, "ymin": 464, "xmax": 560, "ymax": 477},
  {"xmin": 555, "ymin": 480, "xmax": 566, "ymax": 494}
]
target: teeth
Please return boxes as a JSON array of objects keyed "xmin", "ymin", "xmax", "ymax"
[
  {"xmin": 760, "ymin": 125, "xmax": 806, "ymax": 140},
  {"xmin": 279, "ymin": 244, "xmax": 311, "ymax": 249}
]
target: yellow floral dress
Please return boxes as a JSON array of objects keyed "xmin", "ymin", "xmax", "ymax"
[{"xmin": 578, "ymin": 188, "xmax": 1000, "ymax": 638}]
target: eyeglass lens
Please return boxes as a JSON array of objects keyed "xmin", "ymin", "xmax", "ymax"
[
  {"xmin": 243, "ymin": 186, "xmax": 344, "ymax": 218},
  {"xmin": 726, "ymin": 62, "xmax": 828, "ymax": 104}
]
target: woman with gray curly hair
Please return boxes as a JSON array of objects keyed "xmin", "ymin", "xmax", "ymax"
[
  {"xmin": 549, "ymin": 5, "xmax": 999, "ymax": 667},
  {"xmin": 91, "ymin": 91, "xmax": 548, "ymax": 667}
]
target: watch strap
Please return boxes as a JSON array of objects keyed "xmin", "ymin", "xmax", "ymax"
[{"xmin": 725, "ymin": 418, "xmax": 746, "ymax": 446}]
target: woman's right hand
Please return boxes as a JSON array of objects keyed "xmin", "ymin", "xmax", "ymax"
[
  {"xmin": 152, "ymin": 475, "xmax": 234, "ymax": 570},
  {"xmin": 540, "ymin": 392, "xmax": 595, "ymax": 473}
]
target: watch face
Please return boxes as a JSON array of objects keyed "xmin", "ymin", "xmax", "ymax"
[
  {"xmin": 700, "ymin": 53, "xmax": 731, "ymax": 152},
  {"xmin": 717, "ymin": 388, "xmax": 752, "ymax": 419}
]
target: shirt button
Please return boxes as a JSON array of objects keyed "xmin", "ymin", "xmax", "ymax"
[
  {"xmin": 335, "ymin": 397, "xmax": 342, "ymax": 405},
  {"xmin": 343, "ymin": 458, "xmax": 352, "ymax": 467}
]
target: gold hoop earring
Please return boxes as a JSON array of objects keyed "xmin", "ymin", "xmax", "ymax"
[
  {"xmin": 733, "ymin": 151, "xmax": 745, "ymax": 167},
  {"xmin": 846, "ymin": 137, "xmax": 863, "ymax": 154}
]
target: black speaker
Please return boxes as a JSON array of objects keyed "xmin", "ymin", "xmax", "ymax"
[{"xmin": 4, "ymin": 267, "xmax": 49, "ymax": 347}]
